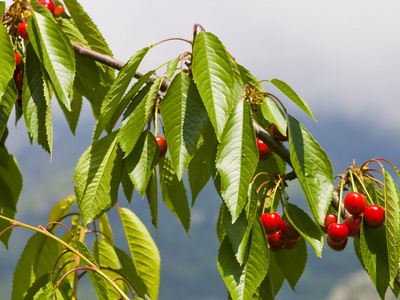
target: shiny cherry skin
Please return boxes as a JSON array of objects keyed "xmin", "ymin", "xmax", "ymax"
[
  {"xmin": 256, "ymin": 138, "xmax": 271, "ymax": 160},
  {"xmin": 343, "ymin": 215, "xmax": 362, "ymax": 237},
  {"xmin": 53, "ymin": 5, "xmax": 65, "ymax": 18},
  {"xmin": 18, "ymin": 22, "xmax": 29, "ymax": 40},
  {"xmin": 327, "ymin": 223, "xmax": 348, "ymax": 243},
  {"xmin": 280, "ymin": 221, "xmax": 301, "ymax": 241},
  {"xmin": 344, "ymin": 192, "xmax": 367, "ymax": 215},
  {"xmin": 267, "ymin": 230, "xmax": 286, "ymax": 252},
  {"xmin": 283, "ymin": 239, "xmax": 299, "ymax": 250},
  {"xmin": 38, "ymin": 0, "xmax": 55, "ymax": 12},
  {"xmin": 364, "ymin": 205, "xmax": 385, "ymax": 228},
  {"xmin": 155, "ymin": 136, "xmax": 167, "ymax": 157},
  {"xmin": 14, "ymin": 52, "xmax": 21, "ymax": 68},
  {"xmin": 271, "ymin": 123, "xmax": 288, "ymax": 142},
  {"xmin": 321, "ymin": 213, "xmax": 338, "ymax": 233},
  {"xmin": 327, "ymin": 235, "xmax": 348, "ymax": 251},
  {"xmin": 260, "ymin": 212, "xmax": 282, "ymax": 235}
]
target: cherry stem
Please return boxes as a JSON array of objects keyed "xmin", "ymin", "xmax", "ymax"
[
  {"xmin": 351, "ymin": 172, "xmax": 374, "ymax": 205},
  {"xmin": 151, "ymin": 37, "xmax": 193, "ymax": 48},
  {"xmin": 45, "ymin": 222, "xmax": 75, "ymax": 238},
  {"xmin": 337, "ymin": 180, "xmax": 345, "ymax": 223},
  {"xmin": 113, "ymin": 277, "xmax": 135, "ymax": 298},
  {"xmin": 348, "ymin": 170, "xmax": 357, "ymax": 192},
  {"xmin": 154, "ymin": 106, "xmax": 159, "ymax": 136},
  {"xmin": 0, "ymin": 223, "xmax": 19, "ymax": 237},
  {"xmin": 55, "ymin": 267, "xmax": 96, "ymax": 292},
  {"xmin": 269, "ymin": 179, "xmax": 282, "ymax": 213}
]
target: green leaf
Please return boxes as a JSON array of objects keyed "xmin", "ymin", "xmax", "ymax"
[
  {"xmin": 251, "ymin": 275, "xmax": 275, "ymax": 300},
  {"xmin": 57, "ymin": 86, "xmax": 82, "ymax": 135},
  {"xmin": 0, "ymin": 2, "xmax": 5, "ymax": 14},
  {"xmin": 22, "ymin": 43, "xmax": 53, "ymax": 154},
  {"xmin": 98, "ymin": 212, "xmax": 114, "ymax": 245},
  {"xmin": 12, "ymin": 233, "xmax": 58, "ymax": 300},
  {"xmin": 218, "ymin": 219, "xmax": 269, "ymax": 300},
  {"xmin": 159, "ymin": 156, "xmax": 191, "ymax": 233},
  {"xmin": 165, "ymin": 55, "xmax": 181, "ymax": 79},
  {"xmin": 0, "ymin": 79, "xmax": 18, "ymax": 140},
  {"xmin": 267, "ymin": 254, "xmax": 285, "ymax": 297},
  {"xmin": 117, "ymin": 77, "xmax": 163, "ymax": 157},
  {"xmin": 273, "ymin": 237, "xmax": 307, "ymax": 291},
  {"xmin": 33, "ymin": 282, "xmax": 64, "ymax": 300},
  {"xmin": 216, "ymin": 100, "xmax": 258, "ymax": 222},
  {"xmin": 0, "ymin": 148, "xmax": 23, "ymax": 248},
  {"xmin": 93, "ymin": 47, "xmax": 150, "ymax": 140},
  {"xmin": 160, "ymin": 71, "xmax": 209, "ymax": 180},
  {"xmin": 285, "ymin": 203, "xmax": 324, "ymax": 257},
  {"xmin": 121, "ymin": 161, "xmax": 134, "ymax": 203},
  {"xmin": 0, "ymin": 24, "xmax": 15, "ymax": 100},
  {"xmin": 125, "ymin": 130, "xmax": 159, "ymax": 196},
  {"xmin": 260, "ymin": 99, "xmax": 286, "ymax": 135},
  {"xmin": 74, "ymin": 131, "xmax": 120, "ymax": 225},
  {"xmin": 188, "ymin": 120, "xmax": 218, "ymax": 205},
  {"xmin": 360, "ymin": 224, "xmax": 390, "ymax": 299},
  {"xmin": 118, "ymin": 207, "xmax": 160, "ymax": 300},
  {"xmin": 288, "ymin": 115, "xmax": 333, "ymax": 225},
  {"xmin": 94, "ymin": 240, "xmax": 120, "ymax": 269},
  {"xmin": 192, "ymin": 31, "xmax": 235, "ymax": 141},
  {"xmin": 383, "ymin": 171, "xmax": 400, "ymax": 287},
  {"xmin": 234, "ymin": 63, "xmax": 264, "ymax": 92},
  {"xmin": 76, "ymin": 240, "xmax": 109, "ymax": 300},
  {"xmin": 28, "ymin": 12, "xmax": 75, "ymax": 111},
  {"xmin": 270, "ymin": 79, "xmax": 315, "ymax": 120},
  {"xmin": 48, "ymin": 195, "xmax": 75, "ymax": 225},
  {"xmin": 146, "ymin": 169, "xmax": 158, "ymax": 228}
]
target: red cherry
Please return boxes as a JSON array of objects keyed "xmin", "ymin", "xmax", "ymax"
[
  {"xmin": 343, "ymin": 215, "xmax": 362, "ymax": 237},
  {"xmin": 280, "ymin": 221, "xmax": 301, "ymax": 241},
  {"xmin": 327, "ymin": 223, "xmax": 348, "ymax": 243},
  {"xmin": 267, "ymin": 230, "xmax": 286, "ymax": 252},
  {"xmin": 283, "ymin": 239, "xmax": 299, "ymax": 250},
  {"xmin": 256, "ymin": 138, "xmax": 271, "ymax": 160},
  {"xmin": 155, "ymin": 136, "xmax": 167, "ymax": 157},
  {"xmin": 38, "ymin": 0, "xmax": 55, "ymax": 12},
  {"xmin": 53, "ymin": 5, "xmax": 65, "ymax": 18},
  {"xmin": 18, "ymin": 22, "xmax": 29, "ymax": 40},
  {"xmin": 321, "ymin": 213, "xmax": 337, "ymax": 234},
  {"xmin": 14, "ymin": 69, "xmax": 24, "ymax": 90},
  {"xmin": 260, "ymin": 212, "xmax": 282, "ymax": 235},
  {"xmin": 271, "ymin": 124, "xmax": 288, "ymax": 142},
  {"xmin": 14, "ymin": 52, "xmax": 22, "ymax": 69},
  {"xmin": 364, "ymin": 205, "xmax": 385, "ymax": 228},
  {"xmin": 344, "ymin": 192, "xmax": 367, "ymax": 215},
  {"xmin": 327, "ymin": 235, "xmax": 348, "ymax": 251}
]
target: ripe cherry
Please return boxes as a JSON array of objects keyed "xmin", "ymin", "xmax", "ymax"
[
  {"xmin": 267, "ymin": 230, "xmax": 286, "ymax": 252},
  {"xmin": 271, "ymin": 123, "xmax": 288, "ymax": 142},
  {"xmin": 364, "ymin": 205, "xmax": 385, "ymax": 228},
  {"xmin": 53, "ymin": 5, "xmax": 65, "ymax": 18},
  {"xmin": 343, "ymin": 215, "xmax": 362, "ymax": 237},
  {"xmin": 343, "ymin": 192, "xmax": 367, "ymax": 215},
  {"xmin": 18, "ymin": 22, "xmax": 29, "ymax": 40},
  {"xmin": 280, "ymin": 221, "xmax": 301, "ymax": 241},
  {"xmin": 327, "ymin": 235, "xmax": 348, "ymax": 251},
  {"xmin": 155, "ymin": 136, "xmax": 167, "ymax": 157},
  {"xmin": 38, "ymin": 0, "xmax": 55, "ymax": 12},
  {"xmin": 283, "ymin": 239, "xmax": 299, "ymax": 250},
  {"xmin": 327, "ymin": 223, "xmax": 348, "ymax": 244},
  {"xmin": 256, "ymin": 138, "xmax": 271, "ymax": 160},
  {"xmin": 260, "ymin": 212, "xmax": 282, "ymax": 235},
  {"xmin": 14, "ymin": 69, "xmax": 24, "ymax": 90},
  {"xmin": 14, "ymin": 52, "xmax": 22, "ymax": 69},
  {"xmin": 321, "ymin": 213, "xmax": 337, "ymax": 233}
]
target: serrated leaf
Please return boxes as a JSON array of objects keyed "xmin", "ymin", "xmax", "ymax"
[
  {"xmin": 94, "ymin": 240, "xmax": 120, "ymax": 269},
  {"xmin": 76, "ymin": 240, "xmax": 109, "ymax": 300},
  {"xmin": 273, "ymin": 237, "xmax": 307, "ymax": 291},
  {"xmin": 285, "ymin": 203, "xmax": 323, "ymax": 257},
  {"xmin": 33, "ymin": 282, "xmax": 64, "ymax": 300},
  {"xmin": 93, "ymin": 47, "xmax": 150, "ymax": 140},
  {"xmin": 159, "ymin": 156, "xmax": 191, "ymax": 233},
  {"xmin": 161, "ymin": 71, "xmax": 209, "ymax": 180},
  {"xmin": 270, "ymin": 79, "xmax": 315, "ymax": 120},
  {"xmin": 146, "ymin": 169, "xmax": 158, "ymax": 228},
  {"xmin": 118, "ymin": 77, "xmax": 163, "ymax": 157},
  {"xmin": 360, "ymin": 224, "xmax": 390, "ymax": 299},
  {"xmin": 216, "ymin": 100, "xmax": 258, "ymax": 222},
  {"xmin": 23, "ymin": 43, "xmax": 53, "ymax": 154},
  {"xmin": 57, "ymin": 86, "xmax": 82, "ymax": 135},
  {"xmin": 383, "ymin": 171, "xmax": 400, "ymax": 287},
  {"xmin": 118, "ymin": 207, "xmax": 160, "ymax": 300},
  {"xmin": 267, "ymin": 255, "xmax": 285, "ymax": 297},
  {"xmin": 260, "ymin": 99, "xmax": 287, "ymax": 135},
  {"xmin": 0, "ymin": 148, "xmax": 22, "ymax": 248},
  {"xmin": 188, "ymin": 120, "xmax": 218, "ymax": 205},
  {"xmin": 218, "ymin": 220, "xmax": 269, "ymax": 300},
  {"xmin": 28, "ymin": 12, "xmax": 75, "ymax": 111},
  {"xmin": 0, "ymin": 79, "xmax": 18, "ymax": 140},
  {"xmin": 74, "ymin": 131, "xmax": 120, "ymax": 225},
  {"xmin": 192, "ymin": 31, "xmax": 235, "ymax": 141},
  {"xmin": 288, "ymin": 115, "xmax": 333, "ymax": 225},
  {"xmin": 12, "ymin": 233, "xmax": 58, "ymax": 300},
  {"xmin": 98, "ymin": 213, "xmax": 114, "ymax": 245},
  {"xmin": 48, "ymin": 195, "xmax": 75, "ymax": 225},
  {"xmin": 234, "ymin": 63, "xmax": 264, "ymax": 92},
  {"xmin": 121, "ymin": 162, "xmax": 134, "ymax": 203},
  {"xmin": 0, "ymin": 24, "xmax": 15, "ymax": 100},
  {"xmin": 165, "ymin": 55, "xmax": 181, "ymax": 79},
  {"xmin": 125, "ymin": 131, "xmax": 159, "ymax": 196}
]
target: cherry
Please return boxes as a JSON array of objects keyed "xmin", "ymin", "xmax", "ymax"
[
  {"xmin": 327, "ymin": 223, "xmax": 348, "ymax": 244},
  {"xmin": 53, "ymin": 5, "xmax": 65, "ymax": 18},
  {"xmin": 14, "ymin": 69, "xmax": 24, "ymax": 90},
  {"xmin": 155, "ymin": 136, "xmax": 167, "ymax": 157},
  {"xmin": 327, "ymin": 235, "xmax": 348, "ymax": 251},
  {"xmin": 283, "ymin": 239, "xmax": 299, "ymax": 250},
  {"xmin": 18, "ymin": 22, "xmax": 29, "ymax": 40},
  {"xmin": 256, "ymin": 138, "xmax": 271, "ymax": 160},
  {"xmin": 14, "ymin": 52, "xmax": 22, "ymax": 69},
  {"xmin": 321, "ymin": 213, "xmax": 337, "ymax": 233},
  {"xmin": 343, "ymin": 192, "xmax": 366, "ymax": 215},
  {"xmin": 271, "ymin": 123, "xmax": 288, "ymax": 142},
  {"xmin": 343, "ymin": 215, "xmax": 362, "ymax": 237},
  {"xmin": 280, "ymin": 221, "xmax": 301, "ymax": 241},
  {"xmin": 38, "ymin": 0, "xmax": 55, "ymax": 12},
  {"xmin": 267, "ymin": 230, "xmax": 286, "ymax": 252},
  {"xmin": 364, "ymin": 205, "xmax": 385, "ymax": 228},
  {"xmin": 260, "ymin": 212, "xmax": 282, "ymax": 235}
]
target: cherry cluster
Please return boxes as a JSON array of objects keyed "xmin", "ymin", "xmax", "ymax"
[
  {"xmin": 322, "ymin": 191, "xmax": 385, "ymax": 251},
  {"xmin": 260, "ymin": 212, "xmax": 302, "ymax": 252}
]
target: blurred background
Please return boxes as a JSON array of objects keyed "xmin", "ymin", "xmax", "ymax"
[{"xmin": 2, "ymin": 0, "xmax": 400, "ymax": 299}]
